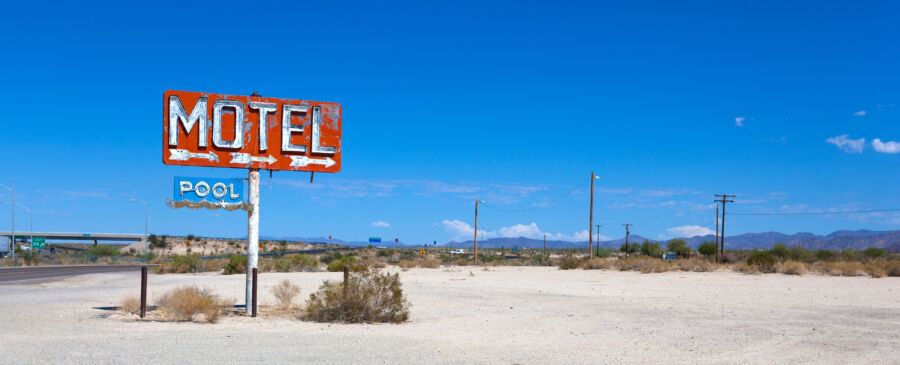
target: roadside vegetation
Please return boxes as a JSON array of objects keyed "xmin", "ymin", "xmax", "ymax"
[{"xmin": 304, "ymin": 268, "xmax": 410, "ymax": 323}]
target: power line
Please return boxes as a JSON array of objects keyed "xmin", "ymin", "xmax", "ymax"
[
  {"xmin": 480, "ymin": 179, "xmax": 584, "ymax": 213},
  {"xmin": 730, "ymin": 208, "xmax": 900, "ymax": 216}
]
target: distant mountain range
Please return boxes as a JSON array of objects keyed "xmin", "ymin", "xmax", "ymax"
[
  {"xmin": 441, "ymin": 230, "xmax": 900, "ymax": 252},
  {"xmin": 256, "ymin": 230, "xmax": 900, "ymax": 252}
]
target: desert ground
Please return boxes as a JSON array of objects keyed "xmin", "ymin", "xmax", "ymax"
[{"xmin": 1, "ymin": 266, "xmax": 898, "ymax": 364}]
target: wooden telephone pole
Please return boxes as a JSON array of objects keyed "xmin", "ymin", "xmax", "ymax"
[
  {"xmin": 622, "ymin": 224, "xmax": 633, "ymax": 258},
  {"xmin": 713, "ymin": 195, "xmax": 735, "ymax": 262}
]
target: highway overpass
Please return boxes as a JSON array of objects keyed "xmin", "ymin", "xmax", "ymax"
[{"xmin": 1, "ymin": 232, "xmax": 144, "ymax": 246}]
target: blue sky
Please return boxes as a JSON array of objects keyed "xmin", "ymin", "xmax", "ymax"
[{"xmin": 0, "ymin": 1, "xmax": 898, "ymax": 244}]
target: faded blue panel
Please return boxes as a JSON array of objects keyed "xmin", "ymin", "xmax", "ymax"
[{"xmin": 173, "ymin": 176, "xmax": 243, "ymax": 204}]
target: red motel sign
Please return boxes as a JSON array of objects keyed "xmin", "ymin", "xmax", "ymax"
[{"xmin": 163, "ymin": 90, "xmax": 342, "ymax": 172}]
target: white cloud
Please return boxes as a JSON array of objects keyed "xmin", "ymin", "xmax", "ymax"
[
  {"xmin": 853, "ymin": 110, "xmax": 867, "ymax": 116},
  {"xmin": 666, "ymin": 225, "xmax": 715, "ymax": 238},
  {"xmin": 825, "ymin": 135, "xmax": 865, "ymax": 154},
  {"xmin": 440, "ymin": 220, "xmax": 600, "ymax": 241},
  {"xmin": 734, "ymin": 117, "xmax": 745, "ymax": 127},
  {"xmin": 872, "ymin": 138, "xmax": 900, "ymax": 154},
  {"xmin": 370, "ymin": 221, "xmax": 390, "ymax": 228}
]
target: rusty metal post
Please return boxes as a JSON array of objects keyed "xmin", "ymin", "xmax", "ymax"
[
  {"xmin": 251, "ymin": 268, "xmax": 258, "ymax": 318},
  {"xmin": 343, "ymin": 266, "xmax": 349, "ymax": 297},
  {"xmin": 140, "ymin": 266, "xmax": 147, "ymax": 318}
]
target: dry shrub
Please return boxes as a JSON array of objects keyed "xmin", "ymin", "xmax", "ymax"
[
  {"xmin": 619, "ymin": 257, "xmax": 659, "ymax": 272},
  {"xmin": 675, "ymin": 258, "xmax": 714, "ymax": 272},
  {"xmin": 396, "ymin": 260, "xmax": 415, "ymax": 271},
  {"xmin": 558, "ymin": 256, "xmax": 585, "ymax": 270},
  {"xmin": 640, "ymin": 258, "xmax": 671, "ymax": 273},
  {"xmin": 272, "ymin": 280, "xmax": 300, "ymax": 311},
  {"xmin": 120, "ymin": 296, "xmax": 141, "ymax": 315},
  {"xmin": 732, "ymin": 262, "xmax": 760, "ymax": 274},
  {"xmin": 779, "ymin": 261, "xmax": 808, "ymax": 276},
  {"xmin": 420, "ymin": 257, "xmax": 440, "ymax": 268},
  {"xmin": 304, "ymin": 269, "xmax": 410, "ymax": 323},
  {"xmin": 822, "ymin": 261, "xmax": 866, "ymax": 276},
  {"xmin": 580, "ymin": 258, "xmax": 616, "ymax": 270},
  {"xmin": 156, "ymin": 286, "xmax": 223, "ymax": 323},
  {"xmin": 864, "ymin": 259, "xmax": 900, "ymax": 277},
  {"xmin": 864, "ymin": 262, "xmax": 886, "ymax": 278}
]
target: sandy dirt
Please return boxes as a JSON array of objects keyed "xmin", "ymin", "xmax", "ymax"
[{"xmin": 0, "ymin": 266, "xmax": 898, "ymax": 364}]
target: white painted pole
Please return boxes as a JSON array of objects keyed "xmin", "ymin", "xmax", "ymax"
[{"xmin": 246, "ymin": 169, "xmax": 260, "ymax": 313}]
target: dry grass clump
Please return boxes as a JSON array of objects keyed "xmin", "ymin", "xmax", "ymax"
[
  {"xmin": 272, "ymin": 280, "xmax": 300, "ymax": 311},
  {"xmin": 396, "ymin": 260, "xmax": 415, "ymax": 271},
  {"xmin": 580, "ymin": 258, "xmax": 616, "ymax": 270},
  {"xmin": 674, "ymin": 258, "xmax": 714, "ymax": 272},
  {"xmin": 862, "ymin": 259, "xmax": 900, "ymax": 278},
  {"xmin": 732, "ymin": 262, "xmax": 760, "ymax": 274},
  {"xmin": 119, "ymin": 296, "xmax": 141, "ymax": 315},
  {"xmin": 639, "ymin": 258, "xmax": 671, "ymax": 273},
  {"xmin": 420, "ymin": 257, "xmax": 440, "ymax": 268},
  {"xmin": 819, "ymin": 261, "xmax": 866, "ymax": 277},
  {"xmin": 558, "ymin": 256, "xmax": 586, "ymax": 270},
  {"xmin": 304, "ymin": 269, "xmax": 410, "ymax": 324},
  {"xmin": 779, "ymin": 261, "xmax": 808, "ymax": 275},
  {"xmin": 156, "ymin": 286, "xmax": 224, "ymax": 323}
]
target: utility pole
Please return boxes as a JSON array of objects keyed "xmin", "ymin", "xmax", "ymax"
[
  {"xmin": 713, "ymin": 195, "xmax": 735, "ymax": 263},
  {"xmin": 595, "ymin": 224, "xmax": 602, "ymax": 256},
  {"xmin": 474, "ymin": 199, "xmax": 483, "ymax": 265},
  {"xmin": 543, "ymin": 234, "xmax": 546, "ymax": 256},
  {"xmin": 589, "ymin": 172, "xmax": 595, "ymax": 259},
  {"xmin": 715, "ymin": 203, "xmax": 719, "ymax": 262},
  {"xmin": 622, "ymin": 224, "xmax": 632, "ymax": 258}
]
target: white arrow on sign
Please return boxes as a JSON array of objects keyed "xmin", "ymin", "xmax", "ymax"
[
  {"xmin": 169, "ymin": 149, "xmax": 218, "ymax": 162},
  {"xmin": 290, "ymin": 156, "xmax": 336, "ymax": 168},
  {"xmin": 229, "ymin": 153, "xmax": 277, "ymax": 164}
]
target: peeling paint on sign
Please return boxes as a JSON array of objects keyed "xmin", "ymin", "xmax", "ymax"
[{"xmin": 163, "ymin": 90, "xmax": 342, "ymax": 172}]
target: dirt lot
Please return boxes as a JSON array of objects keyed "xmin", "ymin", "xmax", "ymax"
[{"xmin": 1, "ymin": 267, "xmax": 898, "ymax": 364}]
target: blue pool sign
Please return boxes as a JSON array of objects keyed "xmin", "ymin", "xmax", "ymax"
[{"xmin": 174, "ymin": 177, "xmax": 243, "ymax": 204}]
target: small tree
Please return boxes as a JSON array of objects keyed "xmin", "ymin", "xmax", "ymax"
[
  {"xmin": 640, "ymin": 240, "xmax": 663, "ymax": 258},
  {"xmin": 863, "ymin": 247, "xmax": 886, "ymax": 258},
  {"xmin": 697, "ymin": 241, "xmax": 716, "ymax": 257},
  {"xmin": 666, "ymin": 239, "xmax": 691, "ymax": 258},
  {"xmin": 620, "ymin": 242, "xmax": 640, "ymax": 255},
  {"xmin": 770, "ymin": 243, "xmax": 789, "ymax": 259}
]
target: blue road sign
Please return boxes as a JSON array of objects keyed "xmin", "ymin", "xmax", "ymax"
[
  {"xmin": 174, "ymin": 177, "xmax": 243, "ymax": 204},
  {"xmin": 369, "ymin": 237, "xmax": 382, "ymax": 243}
]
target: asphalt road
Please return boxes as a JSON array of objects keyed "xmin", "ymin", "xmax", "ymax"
[{"xmin": 0, "ymin": 265, "xmax": 152, "ymax": 284}]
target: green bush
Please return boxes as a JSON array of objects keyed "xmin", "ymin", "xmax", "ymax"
[
  {"xmin": 697, "ymin": 241, "xmax": 716, "ymax": 258},
  {"xmin": 304, "ymin": 269, "xmax": 410, "ymax": 323},
  {"xmin": 746, "ymin": 250, "xmax": 776, "ymax": 273},
  {"xmin": 641, "ymin": 240, "xmax": 664, "ymax": 258},
  {"xmin": 788, "ymin": 246, "xmax": 812, "ymax": 262},
  {"xmin": 769, "ymin": 243, "xmax": 789, "ymax": 259},
  {"xmin": 815, "ymin": 250, "xmax": 836, "ymax": 261},
  {"xmin": 863, "ymin": 247, "xmax": 886, "ymax": 258},
  {"xmin": 87, "ymin": 245, "xmax": 121, "ymax": 256},
  {"xmin": 620, "ymin": 242, "xmax": 640, "ymax": 255},
  {"xmin": 223, "ymin": 255, "xmax": 246, "ymax": 275},
  {"xmin": 666, "ymin": 239, "xmax": 691, "ymax": 258},
  {"xmin": 327, "ymin": 256, "xmax": 366, "ymax": 272},
  {"xmin": 596, "ymin": 247, "xmax": 612, "ymax": 258}
]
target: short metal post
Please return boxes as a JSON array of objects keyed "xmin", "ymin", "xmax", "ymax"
[
  {"xmin": 343, "ymin": 266, "xmax": 349, "ymax": 297},
  {"xmin": 251, "ymin": 268, "xmax": 258, "ymax": 318},
  {"xmin": 140, "ymin": 266, "xmax": 147, "ymax": 318}
]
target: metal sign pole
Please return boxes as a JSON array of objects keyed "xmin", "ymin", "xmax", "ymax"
[{"xmin": 246, "ymin": 168, "xmax": 260, "ymax": 314}]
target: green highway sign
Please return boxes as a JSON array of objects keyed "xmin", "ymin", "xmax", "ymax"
[{"xmin": 32, "ymin": 237, "xmax": 46, "ymax": 249}]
